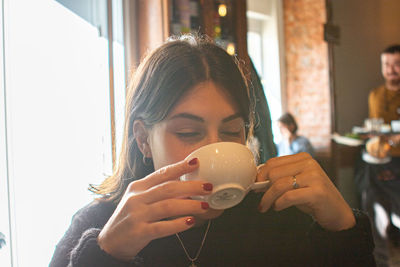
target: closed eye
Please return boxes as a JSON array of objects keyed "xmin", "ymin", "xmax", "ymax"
[
  {"xmin": 175, "ymin": 132, "xmax": 201, "ymax": 138},
  {"xmin": 221, "ymin": 131, "xmax": 241, "ymax": 137}
]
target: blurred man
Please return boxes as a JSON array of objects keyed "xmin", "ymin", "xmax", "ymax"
[
  {"xmin": 368, "ymin": 44, "xmax": 400, "ymax": 155},
  {"xmin": 361, "ymin": 44, "xmax": 400, "ymax": 266},
  {"xmin": 369, "ymin": 45, "xmax": 400, "ymax": 122}
]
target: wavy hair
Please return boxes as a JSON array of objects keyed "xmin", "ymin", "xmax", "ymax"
[{"xmin": 91, "ymin": 34, "xmax": 254, "ymax": 202}]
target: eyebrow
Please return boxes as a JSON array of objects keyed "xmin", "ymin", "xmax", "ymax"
[
  {"xmin": 168, "ymin": 112, "xmax": 243, "ymax": 123},
  {"xmin": 222, "ymin": 113, "xmax": 243, "ymax": 123}
]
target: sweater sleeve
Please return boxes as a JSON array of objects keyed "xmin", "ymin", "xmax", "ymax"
[
  {"xmin": 49, "ymin": 201, "xmax": 143, "ymax": 267},
  {"xmin": 67, "ymin": 228, "xmax": 142, "ymax": 267},
  {"xmin": 308, "ymin": 209, "xmax": 376, "ymax": 267}
]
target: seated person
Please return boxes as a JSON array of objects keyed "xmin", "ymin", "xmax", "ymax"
[
  {"xmin": 276, "ymin": 112, "xmax": 315, "ymax": 157},
  {"xmin": 368, "ymin": 44, "xmax": 400, "ymax": 158},
  {"xmin": 356, "ymin": 44, "xmax": 400, "ymax": 266},
  {"xmin": 50, "ymin": 34, "xmax": 374, "ymax": 267}
]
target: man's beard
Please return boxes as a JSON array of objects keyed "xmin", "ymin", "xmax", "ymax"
[{"xmin": 387, "ymin": 77, "xmax": 400, "ymax": 88}]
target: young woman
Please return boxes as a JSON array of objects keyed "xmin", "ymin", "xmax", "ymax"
[
  {"xmin": 50, "ymin": 35, "xmax": 375, "ymax": 266},
  {"xmin": 277, "ymin": 112, "xmax": 315, "ymax": 157}
]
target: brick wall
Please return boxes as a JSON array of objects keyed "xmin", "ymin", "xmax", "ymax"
[{"xmin": 283, "ymin": 0, "xmax": 331, "ymax": 151}]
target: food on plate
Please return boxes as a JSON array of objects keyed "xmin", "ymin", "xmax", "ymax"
[
  {"xmin": 344, "ymin": 133, "xmax": 361, "ymax": 140},
  {"xmin": 366, "ymin": 136, "xmax": 391, "ymax": 158}
]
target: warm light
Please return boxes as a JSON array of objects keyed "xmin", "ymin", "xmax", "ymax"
[
  {"xmin": 214, "ymin": 25, "xmax": 221, "ymax": 34},
  {"xmin": 226, "ymin": 43, "xmax": 235, "ymax": 55},
  {"xmin": 218, "ymin": 4, "xmax": 227, "ymax": 17}
]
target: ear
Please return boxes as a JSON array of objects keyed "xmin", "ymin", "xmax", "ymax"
[{"xmin": 133, "ymin": 120, "xmax": 152, "ymax": 158}]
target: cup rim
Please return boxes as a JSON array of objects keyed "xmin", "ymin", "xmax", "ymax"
[{"xmin": 185, "ymin": 141, "xmax": 250, "ymax": 159}]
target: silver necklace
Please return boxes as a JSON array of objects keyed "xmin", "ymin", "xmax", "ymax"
[{"xmin": 175, "ymin": 220, "xmax": 211, "ymax": 267}]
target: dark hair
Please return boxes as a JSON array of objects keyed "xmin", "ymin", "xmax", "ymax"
[
  {"xmin": 278, "ymin": 113, "xmax": 298, "ymax": 134},
  {"xmin": 382, "ymin": 44, "xmax": 400, "ymax": 54},
  {"xmin": 91, "ymin": 34, "xmax": 254, "ymax": 201}
]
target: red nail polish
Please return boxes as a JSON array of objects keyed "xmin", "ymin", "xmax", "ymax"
[
  {"xmin": 202, "ymin": 183, "xmax": 213, "ymax": 191},
  {"xmin": 188, "ymin": 158, "xmax": 198, "ymax": 165},
  {"xmin": 201, "ymin": 202, "xmax": 209, "ymax": 209},
  {"xmin": 185, "ymin": 217, "xmax": 195, "ymax": 225}
]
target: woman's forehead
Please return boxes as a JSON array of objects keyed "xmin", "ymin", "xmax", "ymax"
[{"xmin": 167, "ymin": 81, "xmax": 240, "ymax": 118}]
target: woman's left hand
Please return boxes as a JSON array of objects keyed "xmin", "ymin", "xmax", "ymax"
[{"xmin": 256, "ymin": 152, "xmax": 355, "ymax": 232}]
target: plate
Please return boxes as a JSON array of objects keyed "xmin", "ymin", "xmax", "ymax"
[
  {"xmin": 332, "ymin": 133, "xmax": 364, "ymax": 147},
  {"xmin": 362, "ymin": 151, "xmax": 391, "ymax": 164}
]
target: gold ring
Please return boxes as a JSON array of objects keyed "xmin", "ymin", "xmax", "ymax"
[{"xmin": 292, "ymin": 175, "xmax": 299, "ymax": 189}]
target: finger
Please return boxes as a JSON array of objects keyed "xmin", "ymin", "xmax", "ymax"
[
  {"xmin": 128, "ymin": 158, "xmax": 199, "ymax": 193},
  {"xmin": 273, "ymin": 187, "xmax": 317, "ymax": 212},
  {"xmin": 258, "ymin": 173, "xmax": 309, "ymax": 212},
  {"xmin": 146, "ymin": 216, "xmax": 196, "ymax": 240},
  {"xmin": 147, "ymin": 199, "xmax": 209, "ymax": 222},
  {"xmin": 256, "ymin": 152, "xmax": 312, "ymax": 182},
  {"xmin": 258, "ymin": 156, "xmax": 317, "ymax": 183},
  {"xmin": 138, "ymin": 180, "xmax": 213, "ymax": 204}
]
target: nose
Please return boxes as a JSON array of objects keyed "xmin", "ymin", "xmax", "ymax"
[
  {"xmin": 387, "ymin": 64, "xmax": 397, "ymax": 74},
  {"xmin": 205, "ymin": 129, "xmax": 222, "ymax": 145}
]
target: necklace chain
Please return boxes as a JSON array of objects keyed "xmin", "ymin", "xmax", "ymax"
[{"xmin": 175, "ymin": 220, "xmax": 211, "ymax": 266}]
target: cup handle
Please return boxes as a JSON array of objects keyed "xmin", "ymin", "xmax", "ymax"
[{"xmin": 250, "ymin": 180, "xmax": 270, "ymax": 191}]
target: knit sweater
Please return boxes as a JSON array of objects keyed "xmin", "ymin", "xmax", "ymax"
[{"xmin": 49, "ymin": 192, "xmax": 376, "ymax": 267}]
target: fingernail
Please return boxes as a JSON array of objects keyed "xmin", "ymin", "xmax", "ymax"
[
  {"xmin": 185, "ymin": 217, "xmax": 195, "ymax": 225},
  {"xmin": 188, "ymin": 158, "xmax": 198, "ymax": 165},
  {"xmin": 201, "ymin": 202, "xmax": 209, "ymax": 209},
  {"xmin": 202, "ymin": 183, "xmax": 213, "ymax": 191}
]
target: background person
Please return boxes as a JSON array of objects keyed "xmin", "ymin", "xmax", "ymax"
[
  {"xmin": 276, "ymin": 112, "xmax": 315, "ymax": 157},
  {"xmin": 367, "ymin": 44, "xmax": 400, "ymax": 157},
  {"xmin": 356, "ymin": 44, "xmax": 400, "ymax": 266},
  {"xmin": 369, "ymin": 45, "xmax": 400, "ymax": 125},
  {"xmin": 50, "ymin": 35, "xmax": 374, "ymax": 266}
]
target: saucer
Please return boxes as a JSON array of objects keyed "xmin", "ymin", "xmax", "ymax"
[{"xmin": 362, "ymin": 151, "xmax": 391, "ymax": 165}]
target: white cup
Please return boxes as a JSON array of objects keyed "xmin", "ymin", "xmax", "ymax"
[
  {"xmin": 180, "ymin": 142, "xmax": 270, "ymax": 210},
  {"xmin": 391, "ymin": 120, "xmax": 400, "ymax": 132},
  {"xmin": 365, "ymin": 118, "xmax": 384, "ymax": 132}
]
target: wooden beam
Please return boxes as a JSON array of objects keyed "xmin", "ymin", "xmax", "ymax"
[
  {"xmin": 137, "ymin": 0, "xmax": 169, "ymax": 58},
  {"xmin": 234, "ymin": 0, "xmax": 249, "ymax": 70}
]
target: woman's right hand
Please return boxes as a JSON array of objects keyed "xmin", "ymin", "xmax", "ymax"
[{"xmin": 97, "ymin": 158, "xmax": 212, "ymax": 261}]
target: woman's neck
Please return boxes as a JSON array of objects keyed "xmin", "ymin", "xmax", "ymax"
[{"xmin": 289, "ymin": 134, "xmax": 298, "ymax": 144}]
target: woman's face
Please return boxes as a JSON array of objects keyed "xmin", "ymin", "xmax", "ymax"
[
  {"xmin": 278, "ymin": 122, "xmax": 292, "ymax": 140},
  {"xmin": 146, "ymin": 81, "xmax": 246, "ymax": 219},
  {"xmin": 148, "ymin": 81, "xmax": 246, "ymax": 170}
]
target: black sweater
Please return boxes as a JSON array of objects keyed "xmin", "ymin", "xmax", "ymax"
[{"xmin": 49, "ymin": 192, "xmax": 376, "ymax": 267}]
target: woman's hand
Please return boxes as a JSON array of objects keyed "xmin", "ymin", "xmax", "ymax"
[
  {"xmin": 97, "ymin": 158, "xmax": 212, "ymax": 261},
  {"xmin": 256, "ymin": 152, "xmax": 355, "ymax": 232}
]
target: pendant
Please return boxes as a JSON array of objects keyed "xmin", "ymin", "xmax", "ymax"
[{"xmin": 189, "ymin": 262, "xmax": 197, "ymax": 267}]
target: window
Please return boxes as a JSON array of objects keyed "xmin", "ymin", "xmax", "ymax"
[
  {"xmin": 247, "ymin": 1, "xmax": 286, "ymax": 144},
  {"xmin": 0, "ymin": 0, "xmax": 126, "ymax": 265}
]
